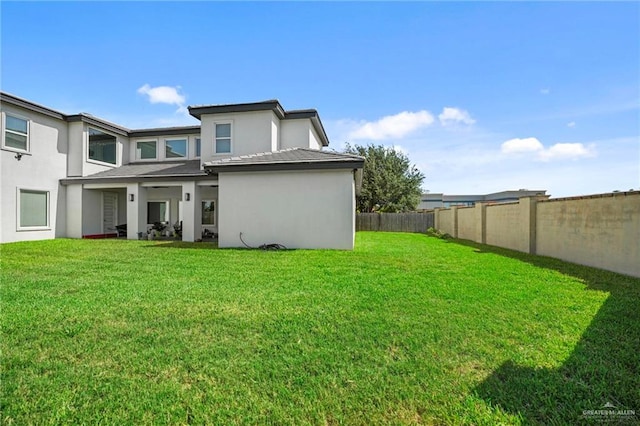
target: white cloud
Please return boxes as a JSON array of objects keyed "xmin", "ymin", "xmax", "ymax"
[
  {"xmin": 348, "ymin": 110, "xmax": 435, "ymax": 140},
  {"xmin": 137, "ymin": 84, "xmax": 186, "ymax": 106},
  {"xmin": 540, "ymin": 88, "xmax": 551, "ymax": 95},
  {"xmin": 501, "ymin": 137, "xmax": 545, "ymax": 154},
  {"xmin": 438, "ymin": 107, "xmax": 476, "ymax": 126},
  {"xmin": 501, "ymin": 137, "xmax": 596, "ymax": 161},
  {"xmin": 539, "ymin": 143, "xmax": 596, "ymax": 161},
  {"xmin": 567, "ymin": 121, "xmax": 576, "ymax": 128}
]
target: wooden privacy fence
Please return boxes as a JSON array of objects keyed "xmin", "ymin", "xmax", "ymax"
[{"xmin": 356, "ymin": 212, "xmax": 434, "ymax": 233}]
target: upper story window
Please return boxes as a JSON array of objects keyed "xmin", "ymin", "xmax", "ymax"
[
  {"xmin": 3, "ymin": 114, "xmax": 29, "ymax": 152},
  {"xmin": 195, "ymin": 138, "xmax": 201, "ymax": 158},
  {"xmin": 165, "ymin": 138, "xmax": 187, "ymax": 159},
  {"xmin": 215, "ymin": 123, "xmax": 231, "ymax": 154},
  {"xmin": 136, "ymin": 140, "xmax": 157, "ymax": 160},
  {"xmin": 88, "ymin": 128, "xmax": 117, "ymax": 165}
]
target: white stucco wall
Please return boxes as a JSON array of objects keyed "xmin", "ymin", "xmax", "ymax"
[
  {"xmin": 1, "ymin": 106, "xmax": 68, "ymax": 243},
  {"xmin": 218, "ymin": 169, "xmax": 356, "ymax": 249},
  {"xmin": 67, "ymin": 121, "xmax": 83, "ymax": 177},
  {"xmin": 280, "ymin": 119, "xmax": 310, "ymax": 150},
  {"xmin": 199, "ymin": 110, "xmax": 275, "ymax": 161},
  {"xmin": 81, "ymin": 189, "xmax": 103, "ymax": 236},
  {"xmin": 309, "ymin": 126, "xmax": 322, "ymax": 150},
  {"xmin": 271, "ymin": 118, "xmax": 280, "ymax": 151}
]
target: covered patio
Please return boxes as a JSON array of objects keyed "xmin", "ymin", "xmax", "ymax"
[{"xmin": 61, "ymin": 160, "xmax": 218, "ymax": 242}]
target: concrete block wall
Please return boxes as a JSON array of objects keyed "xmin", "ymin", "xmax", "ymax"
[{"xmin": 434, "ymin": 192, "xmax": 640, "ymax": 278}]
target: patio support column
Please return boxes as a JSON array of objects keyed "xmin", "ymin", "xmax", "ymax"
[
  {"xmin": 181, "ymin": 182, "xmax": 201, "ymax": 242},
  {"xmin": 66, "ymin": 184, "xmax": 83, "ymax": 238},
  {"xmin": 127, "ymin": 183, "xmax": 147, "ymax": 240}
]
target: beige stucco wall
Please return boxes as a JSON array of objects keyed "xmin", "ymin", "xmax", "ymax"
[
  {"xmin": 437, "ymin": 209, "xmax": 454, "ymax": 235},
  {"xmin": 435, "ymin": 193, "xmax": 639, "ymax": 277},
  {"xmin": 0, "ymin": 106, "xmax": 68, "ymax": 243},
  {"xmin": 536, "ymin": 194, "xmax": 640, "ymax": 277},
  {"xmin": 457, "ymin": 206, "xmax": 476, "ymax": 241},
  {"xmin": 218, "ymin": 169, "xmax": 356, "ymax": 249},
  {"xmin": 485, "ymin": 202, "xmax": 529, "ymax": 252}
]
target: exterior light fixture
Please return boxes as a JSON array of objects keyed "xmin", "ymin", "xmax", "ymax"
[
  {"xmin": 15, "ymin": 153, "xmax": 22, "ymax": 161},
  {"xmin": 185, "ymin": 193, "xmax": 191, "ymax": 201},
  {"xmin": 129, "ymin": 194, "xmax": 135, "ymax": 202}
]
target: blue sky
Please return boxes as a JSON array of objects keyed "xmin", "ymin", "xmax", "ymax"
[{"xmin": 2, "ymin": 1, "xmax": 638, "ymax": 197}]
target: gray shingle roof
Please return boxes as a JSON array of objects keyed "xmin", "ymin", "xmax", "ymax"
[
  {"xmin": 60, "ymin": 149, "xmax": 363, "ymax": 185},
  {"xmin": 203, "ymin": 148, "xmax": 364, "ymax": 173},
  {"xmin": 60, "ymin": 160, "xmax": 206, "ymax": 184}
]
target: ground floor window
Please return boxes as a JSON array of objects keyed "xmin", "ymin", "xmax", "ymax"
[
  {"xmin": 147, "ymin": 201, "xmax": 168, "ymax": 224},
  {"xmin": 18, "ymin": 189, "xmax": 49, "ymax": 229},
  {"xmin": 202, "ymin": 200, "xmax": 215, "ymax": 225}
]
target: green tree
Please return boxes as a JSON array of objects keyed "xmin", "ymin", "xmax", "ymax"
[{"xmin": 345, "ymin": 143, "xmax": 425, "ymax": 212}]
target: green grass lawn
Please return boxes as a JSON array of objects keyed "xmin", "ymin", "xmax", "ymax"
[{"xmin": 1, "ymin": 232, "xmax": 638, "ymax": 425}]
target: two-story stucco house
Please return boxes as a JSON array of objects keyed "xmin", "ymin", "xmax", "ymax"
[{"xmin": 0, "ymin": 92, "xmax": 364, "ymax": 249}]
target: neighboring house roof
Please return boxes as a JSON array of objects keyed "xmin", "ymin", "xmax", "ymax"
[
  {"xmin": 60, "ymin": 160, "xmax": 207, "ymax": 185},
  {"xmin": 203, "ymin": 148, "xmax": 364, "ymax": 174},
  {"xmin": 189, "ymin": 100, "xmax": 330, "ymax": 147}
]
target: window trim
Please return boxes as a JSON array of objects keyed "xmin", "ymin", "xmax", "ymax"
[
  {"xmin": 16, "ymin": 188, "xmax": 50, "ymax": 231},
  {"xmin": 87, "ymin": 127, "xmax": 118, "ymax": 167},
  {"xmin": 2, "ymin": 112, "xmax": 30, "ymax": 154},
  {"xmin": 135, "ymin": 139, "xmax": 158, "ymax": 161},
  {"xmin": 214, "ymin": 121, "xmax": 232, "ymax": 155},
  {"xmin": 164, "ymin": 138, "xmax": 188, "ymax": 160}
]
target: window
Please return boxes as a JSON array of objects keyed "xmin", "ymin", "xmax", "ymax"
[
  {"xmin": 3, "ymin": 114, "xmax": 29, "ymax": 152},
  {"xmin": 88, "ymin": 128, "xmax": 117, "ymax": 165},
  {"xmin": 165, "ymin": 139, "xmax": 187, "ymax": 159},
  {"xmin": 136, "ymin": 140, "xmax": 157, "ymax": 160},
  {"xmin": 147, "ymin": 201, "xmax": 168, "ymax": 224},
  {"xmin": 202, "ymin": 200, "xmax": 215, "ymax": 225},
  {"xmin": 215, "ymin": 123, "xmax": 231, "ymax": 154},
  {"xmin": 195, "ymin": 138, "xmax": 201, "ymax": 158},
  {"xmin": 18, "ymin": 189, "xmax": 49, "ymax": 229}
]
